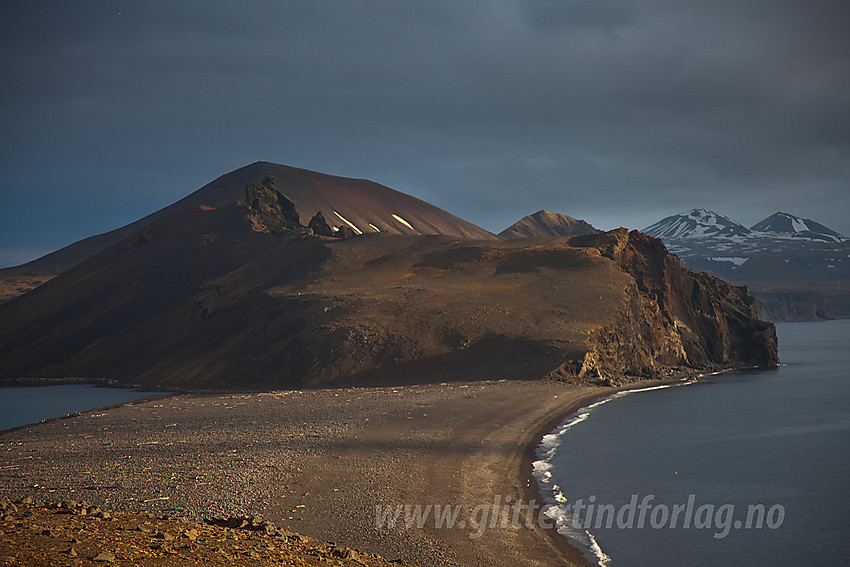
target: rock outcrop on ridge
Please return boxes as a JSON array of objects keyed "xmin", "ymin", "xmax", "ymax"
[{"xmin": 0, "ymin": 172, "xmax": 777, "ymax": 389}]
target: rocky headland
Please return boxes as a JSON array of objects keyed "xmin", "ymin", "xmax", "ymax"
[{"xmin": 0, "ymin": 171, "xmax": 777, "ymax": 390}]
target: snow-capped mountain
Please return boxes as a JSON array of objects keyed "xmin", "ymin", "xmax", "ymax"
[
  {"xmin": 641, "ymin": 209, "xmax": 850, "ymax": 321},
  {"xmin": 642, "ymin": 208, "xmax": 752, "ymax": 240},
  {"xmin": 751, "ymin": 212, "xmax": 846, "ymax": 243}
]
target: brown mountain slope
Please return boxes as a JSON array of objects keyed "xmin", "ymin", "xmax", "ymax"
[
  {"xmin": 499, "ymin": 210, "xmax": 601, "ymax": 238},
  {"xmin": 0, "ymin": 180, "xmax": 777, "ymax": 389},
  {"xmin": 0, "ymin": 162, "xmax": 495, "ymax": 302}
]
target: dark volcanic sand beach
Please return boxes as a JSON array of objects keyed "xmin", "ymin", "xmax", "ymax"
[{"xmin": 0, "ymin": 380, "xmax": 655, "ymax": 566}]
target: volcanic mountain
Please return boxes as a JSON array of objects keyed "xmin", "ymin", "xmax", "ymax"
[
  {"xmin": 0, "ymin": 167, "xmax": 777, "ymax": 389},
  {"xmin": 750, "ymin": 212, "xmax": 846, "ymax": 243},
  {"xmin": 643, "ymin": 208, "xmax": 752, "ymax": 240},
  {"xmin": 0, "ymin": 162, "xmax": 495, "ymax": 302},
  {"xmin": 643, "ymin": 209, "xmax": 850, "ymax": 320},
  {"xmin": 499, "ymin": 210, "xmax": 601, "ymax": 238}
]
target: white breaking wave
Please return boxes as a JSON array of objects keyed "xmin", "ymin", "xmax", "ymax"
[
  {"xmin": 588, "ymin": 532, "xmax": 613, "ymax": 566},
  {"xmin": 533, "ymin": 381, "xmax": 695, "ymax": 566}
]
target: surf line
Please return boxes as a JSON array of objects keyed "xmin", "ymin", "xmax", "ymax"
[{"xmin": 532, "ymin": 380, "xmax": 695, "ymax": 566}]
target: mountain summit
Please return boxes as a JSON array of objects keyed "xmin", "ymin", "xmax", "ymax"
[
  {"xmin": 750, "ymin": 212, "xmax": 846, "ymax": 242},
  {"xmin": 196, "ymin": 162, "xmax": 496, "ymax": 239},
  {"xmin": 499, "ymin": 210, "xmax": 601, "ymax": 238},
  {"xmin": 642, "ymin": 208, "xmax": 751, "ymax": 240},
  {"xmin": 0, "ymin": 162, "xmax": 495, "ymax": 301}
]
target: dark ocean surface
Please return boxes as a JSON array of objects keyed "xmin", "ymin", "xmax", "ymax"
[
  {"xmin": 535, "ymin": 320, "xmax": 850, "ymax": 566},
  {"xmin": 0, "ymin": 385, "xmax": 167, "ymax": 431}
]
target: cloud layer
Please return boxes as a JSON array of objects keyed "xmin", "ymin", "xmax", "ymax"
[{"xmin": 2, "ymin": 1, "xmax": 848, "ymax": 264}]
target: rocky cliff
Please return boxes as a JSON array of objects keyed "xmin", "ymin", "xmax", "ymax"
[
  {"xmin": 755, "ymin": 291, "xmax": 829, "ymax": 322},
  {"xmin": 552, "ymin": 230, "xmax": 779, "ymax": 384}
]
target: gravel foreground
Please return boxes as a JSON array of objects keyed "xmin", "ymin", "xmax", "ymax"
[
  {"xmin": 0, "ymin": 380, "xmax": 619, "ymax": 566},
  {"xmin": 0, "ymin": 497, "xmax": 408, "ymax": 566}
]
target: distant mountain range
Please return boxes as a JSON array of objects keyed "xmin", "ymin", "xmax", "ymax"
[
  {"xmin": 644, "ymin": 208, "xmax": 753, "ymax": 240},
  {"xmin": 642, "ymin": 209, "xmax": 850, "ymax": 321},
  {"xmin": 497, "ymin": 207, "xmax": 850, "ymax": 320},
  {"xmin": 751, "ymin": 212, "xmax": 846, "ymax": 241},
  {"xmin": 644, "ymin": 208, "xmax": 847, "ymax": 243}
]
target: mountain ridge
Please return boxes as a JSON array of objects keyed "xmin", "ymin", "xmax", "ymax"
[
  {"xmin": 643, "ymin": 208, "xmax": 846, "ymax": 242},
  {"xmin": 643, "ymin": 208, "xmax": 752, "ymax": 240},
  {"xmin": 750, "ymin": 212, "xmax": 846, "ymax": 242}
]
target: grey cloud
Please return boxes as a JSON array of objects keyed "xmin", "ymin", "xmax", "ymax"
[
  {"xmin": 521, "ymin": 0, "xmax": 638, "ymax": 32},
  {"xmin": 1, "ymin": 0, "xmax": 849, "ymax": 263}
]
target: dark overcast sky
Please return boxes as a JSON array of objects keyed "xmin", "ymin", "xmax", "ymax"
[{"xmin": 2, "ymin": 0, "xmax": 849, "ymax": 267}]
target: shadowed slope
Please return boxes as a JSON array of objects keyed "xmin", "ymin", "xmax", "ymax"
[{"xmin": 0, "ymin": 202, "xmax": 621, "ymax": 388}]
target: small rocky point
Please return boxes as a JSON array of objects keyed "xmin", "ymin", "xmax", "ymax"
[{"xmin": 0, "ymin": 497, "xmax": 409, "ymax": 566}]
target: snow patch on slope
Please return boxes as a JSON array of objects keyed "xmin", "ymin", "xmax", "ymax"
[
  {"xmin": 392, "ymin": 214, "xmax": 415, "ymax": 231},
  {"xmin": 333, "ymin": 211, "xmax": 363, "ymax": 235},
  {"xmin": 791, "ymin": 217, "xmax": 808, "ymax": 233},
  {"xmin": 709, "ymin": 256, "xmax": 749, "ymax": 266}
]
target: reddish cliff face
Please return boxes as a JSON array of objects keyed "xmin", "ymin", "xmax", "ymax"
[{"xmin": 557, "ymin": 229, "xmax": 779, "ymax": 384}]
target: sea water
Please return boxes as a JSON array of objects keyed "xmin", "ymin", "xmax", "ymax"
[
  {"xmin": 535, "ymin": 320, "xmax": 850, "ymax": 566},
  {"xmin": 0, "ymin": 385, "xmax": 167, "ymax": 431}
]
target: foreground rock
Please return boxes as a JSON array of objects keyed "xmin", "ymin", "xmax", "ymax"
[{"xmin": 0, "ymin": 498, "xmax": 403, "ymax": 567}]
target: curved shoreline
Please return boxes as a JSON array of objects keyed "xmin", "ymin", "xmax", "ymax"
[
  {"xmin": 0, "ymin": 378, "xmax": 693, "ymax": 566},
  {"xmin": 523, "ymin": 380, "xmax": 688, "ymax": 565},
  {"xmin": 520, "ymin": 388, "xmax": 613, "ymax": 565},
  {"xmin": 522, "ymin": 379, "xmax": 694, "ymax": 566}
]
